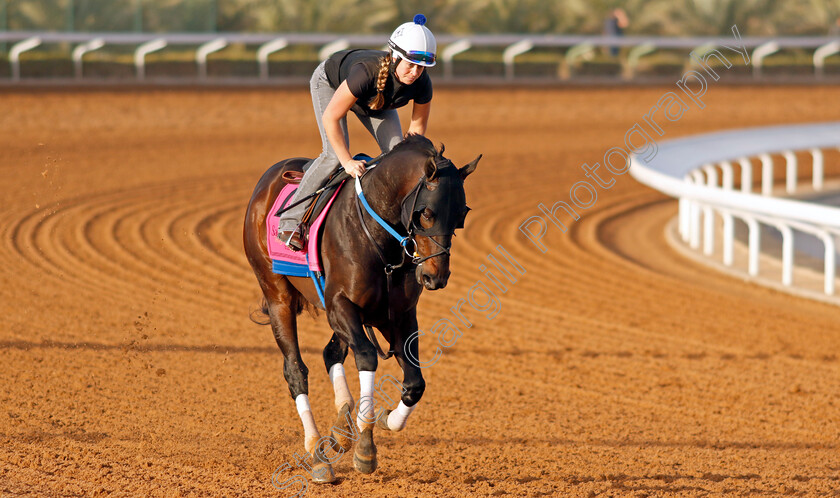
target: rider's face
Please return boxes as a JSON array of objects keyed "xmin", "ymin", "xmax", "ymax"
[{"xmin": 395, "ymin": 58, "xmax": 425, "ymax": 85}]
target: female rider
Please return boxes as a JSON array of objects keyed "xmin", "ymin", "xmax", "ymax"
[{"xmin": 277, "ymin": 14, "xmax": 437, "ymax": 251}]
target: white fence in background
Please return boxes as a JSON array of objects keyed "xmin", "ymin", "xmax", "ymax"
[
  {"xmin": 630, "ymin": 122, "xmax": 840, "ymax": 296},
  {"xmin": 1, "ymin": 31, "xmax": 840, "ymax": 82}
]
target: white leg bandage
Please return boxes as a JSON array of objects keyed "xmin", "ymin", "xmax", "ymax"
[
  {"xmin": 356, "ymin": 370, "xmax": 376, "ymax": 431},
  {"xmin": 329, "ymin": 363, "xmax": 354, "ymax": 412},
  {"xmin": 295, "ymin": 394, "xmax": 320, "ymax": 453},
  {"xmin": 387, "ymin": 401, "xmax": 417, "ymax": 432}
]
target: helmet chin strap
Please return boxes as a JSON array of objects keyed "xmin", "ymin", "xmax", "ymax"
[{"xmin": 388, "ymin": 41, "xmax": 405, "ymax": 64}]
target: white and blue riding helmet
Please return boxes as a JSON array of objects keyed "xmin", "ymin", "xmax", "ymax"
[{"xmin": 388, "ymin": 14, "xmax": 437, "ymax": 67}]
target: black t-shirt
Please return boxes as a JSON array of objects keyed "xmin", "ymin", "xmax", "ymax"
[{"xmin": 324, "ymin": 49, "xmax": 433, "ymax": 118}]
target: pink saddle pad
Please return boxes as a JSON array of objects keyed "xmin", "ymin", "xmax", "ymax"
[{"xmin": 266, "ymin": 181, "xmax": 346, "ymax": 273}]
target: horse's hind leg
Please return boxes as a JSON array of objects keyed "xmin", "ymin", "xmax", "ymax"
[
  {"xmin": 323, "ymin": 333, "xmax": 356, "ymax": 452},
  {"xmin": 265, "ymin": 281, "xmax": 336, "ymax": 484}
]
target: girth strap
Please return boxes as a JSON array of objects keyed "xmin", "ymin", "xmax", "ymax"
[{"xmin": 364, "ymin": 325, "xmax": 393, "ymax": 360}]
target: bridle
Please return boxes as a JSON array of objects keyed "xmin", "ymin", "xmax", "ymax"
[
  {"xmin": 397, "ymin": 177, "xmax": 457, "ymax": 265},
  {"xmin": 355, "ymin": 161, "xmax": 463, "ymax": 271},
  {"xmin": 353, "ymin": 160, "xmax": 465, "ymax": 359}
]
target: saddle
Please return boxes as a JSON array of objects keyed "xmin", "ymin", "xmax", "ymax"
[{"xmin": 266, "ymin": 154, "xmax": 371, "ymax": 301}]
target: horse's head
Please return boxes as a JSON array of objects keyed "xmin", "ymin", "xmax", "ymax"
[{"xmin": 405, "ymin": 146, "xmax": 481, "ymax": 290}]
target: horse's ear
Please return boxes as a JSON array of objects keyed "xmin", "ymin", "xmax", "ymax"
[
  {"xmin": 459, "ymin": 154, "xmax": 481, "ymax": 180},
  {"xmin": 425, "ymin": 158, "xmax": 438, "ymax": 180}
]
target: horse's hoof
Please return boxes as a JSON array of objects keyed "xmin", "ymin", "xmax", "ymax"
[
  {"xmin": 310, "ymin": 462, "xmax": 336, "ymax": 484},
  {"xmin": 353, "ymin": 452, "xmax": 378, "ymax": 474},
  {"xmin": 352, "ymin": 427, "xmax": 377, "ymax": 474},
  {"xmin": 310, "ymin": 449, "xmax": 336, "ymax": 484},
  {"xmin": 330, "ymin": 402, "xmax": 355, "ymax": 452},
  {"xmin": 375, "ymin": 408, "xmax": 392, "ymax": 431}
]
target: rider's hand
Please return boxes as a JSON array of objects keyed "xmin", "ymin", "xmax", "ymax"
[{"xmin": 342, "ymin": 159, "xmax": 366, "ymax": 178}]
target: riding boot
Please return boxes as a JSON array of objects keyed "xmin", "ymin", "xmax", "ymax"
[{"xmin": 279, "ymin": 224, "xmax": 306, "ymax": 252}]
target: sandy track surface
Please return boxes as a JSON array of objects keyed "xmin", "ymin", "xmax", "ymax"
[{"xmin": 2, "ymin": 85, "xmax": 840, "ymax": 496}]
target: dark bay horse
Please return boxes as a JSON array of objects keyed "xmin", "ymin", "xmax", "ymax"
[{"xmin": 243, "ymin": 135, "xmax": 480, "ymax": 483}]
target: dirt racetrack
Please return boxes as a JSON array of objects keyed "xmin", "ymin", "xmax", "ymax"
[{"xmin": 2, "ymin": 84, "xmax": 840, "ymax": 497}]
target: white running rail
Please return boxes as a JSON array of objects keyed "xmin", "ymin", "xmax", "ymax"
[
  {"xmin": 630, "ymin": 122, "xmax": 840, "ymax": 296},
  {"xmin": 3, "ymin": 31, "xmax": 840, "ymax": 82}
]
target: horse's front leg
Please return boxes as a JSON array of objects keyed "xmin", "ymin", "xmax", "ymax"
[
  {"xmin": 322, "ymin": 332, "xmax": 356, "ymax": 453},
  {"xmin": 326, "ymin": 295, "xmax": 380, "ymax": 474},
  {"xmin": 376, "ymin": 312, "xmax": 424, "ymax": 432}
]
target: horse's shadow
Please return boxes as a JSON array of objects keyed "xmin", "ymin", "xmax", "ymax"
[{"xmin": 0, "ymin": 339, "xmax": 321, "ymax": 355}]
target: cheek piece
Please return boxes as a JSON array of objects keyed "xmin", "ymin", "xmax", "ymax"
[{"xmin": 400, "ymin": 163, "xmax": 468, "ymax": 238}]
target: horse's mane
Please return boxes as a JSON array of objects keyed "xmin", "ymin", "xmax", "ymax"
[
  {"xmin": 389, "ymin": 134, "xmax": 439, "ymax": 160},
  {"xmin": 386, "ymin": 134, "xmax": 454, "ymax": 179}
]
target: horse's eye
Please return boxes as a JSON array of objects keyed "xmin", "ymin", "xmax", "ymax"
[{"xmin": 421, "ymin": 208, "xmax": 433, "ymax": 221}]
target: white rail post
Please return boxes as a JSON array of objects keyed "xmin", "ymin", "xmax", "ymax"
[
  {"xmin": 746, "ymin": 217, "xmax": 760, "ymax": 277},
  {"xmin": 442, "ymin": 39, "xmax": 471, "ymax": 81},
  {"xmin": 318, "ymin": 39, "xmax": 349, "ymax": 61},
  {"xmin": 739, "ymin": 157, "xmax": 752, "ymax": 193},
  {"xmin": 688, "ymin": 43, "xmax": 717, "ymax": 72},
  {"xmin": 72, "ymin": 38, "xmax": 105, "ymax": 80},
  {"xmin": 702, "ymin": 163, "xmax": 718, "ymax": 187},
  {"xmin": 702, "ymin": 164, "xmax": 717, "ymax": 255},
  {"xmin": 819, "ymin": 231, "xmax": 835, "ymax": 295},
  {"xmin": 752, "ymin": 41, "xmax": 779, "ymax": 79},
  {"xmin": 691, "ymin": 205, "xmax": 703, "ymax": 249},
  {"xmin": 701, "ymin": 204, "xmax": 714, "ymax": 254},
  {"xmin": 720, "ymin": 161, "xmax": 734, "ymax": 190},
  {"xmin": 814, "ymin": 41, "xmax": 840, "ymax": 79},
  {"xmin": 689, "ymin": 170, "xmax": 704, "ymax": 249},
  {"xmin": 722, "ymin": 210, "xmax": 734, "ymax": 266},
  {"xmin": 679, "ymin": 174, "xmax": 691, "ymax": 241},
  {"xmin": 783, "ymin": 150, "xmax": 797, "ymax": 194},
  {"xmin": 625, "ymin": 43, "xmax": 655, "ymax": 79},
  {"xmin": 10, "ymin": 37, "xmax": 41, "ymax": 82},
  {"xmin": 759, "ymin": 153, "xmax": 773, "ymax": 196},
  {"xmin": 777, "ymin": 223, "xmax": 794, "ymax": 286},
  {"xmin": 562, "ymin": 42, "xmax": 594, "ymax": 80},
  {"xmin": 135, "ymin": 38, "xmax": 167, "ymax": 80},
  {"xmin": 257, "ymin": 38, "xmax": 287, "ymax": 81},
  {"xmin": 503, "ymin": 40, "xmax": 533, "ymax": 81},
  {"xmin": 810, "ymin": 148, "xmax": 824, "ymax": 191},
  {"xmin": 718, "ymin": 163, "xmax": 735, "ymax": 265},
  {"xmin": 196, "ymin": 38, "xmax": 228, "ymax": 80}
]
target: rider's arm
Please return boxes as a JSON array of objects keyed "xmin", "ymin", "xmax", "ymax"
[
  {"xmin": 323, "ymin": 81, "xmax": 367, "ymax": 177},
  {"xmin": 407, "ymin": 101, "xmax": 431, "ymax": 136}
]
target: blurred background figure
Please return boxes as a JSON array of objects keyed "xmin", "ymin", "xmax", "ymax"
[
  {"xmin": 604, "ymin": 8, "xmax": 629, "ymax": 57},
  {"xmin": 830, "ymin": 17, "xmax": 840, "ymax": 37}
]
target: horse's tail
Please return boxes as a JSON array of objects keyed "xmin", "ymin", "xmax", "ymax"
[
  {"xmin": 249, "ymin": 294, "xmax": 318, "ymax": 325},
  {"xmin": 249, "ymin": 298, "xmax": 271, "ymax": 325}
]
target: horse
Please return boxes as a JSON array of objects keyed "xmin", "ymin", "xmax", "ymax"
[{"xmin": 243, "ymin": 134, "xmax": 480, "ymax": 483}]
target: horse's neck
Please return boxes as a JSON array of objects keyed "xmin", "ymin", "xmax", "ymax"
[{"xmin": 363, "ymin": 156, "xmax": 423, "ymax": 221}]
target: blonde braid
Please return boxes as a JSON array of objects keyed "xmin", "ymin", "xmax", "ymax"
[{"xmin": 367, "ymin": 56, "xmax": 390, "ymax": 110}]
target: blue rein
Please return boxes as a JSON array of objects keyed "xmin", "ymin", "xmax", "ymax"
[{"xmin": 354, "ymin": 176, "xmax": 412, "ymax": 247}]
